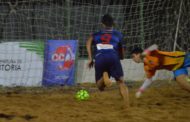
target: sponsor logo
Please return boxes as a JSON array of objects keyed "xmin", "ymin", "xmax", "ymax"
[
  {"xmin": 52, "ymin": 45, "xmax": 75, "ymax": 70},
  {"xmin": 0, "ymin": 59, "xmax": 21, "ymax": 71}
]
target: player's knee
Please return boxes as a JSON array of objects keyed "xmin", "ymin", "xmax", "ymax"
[
  {"xmin": 96, "ymin": 81, "xmax": 105, "ymax": 91},
  {"xmin": 175, "ymin": 74, "xmax": 190, "ymax": 91},
  {"xmin": 97, "ymin": 85, "xmax": 105, "ymax": 91},
  {"xmin": 116, "ymin": 80, "xmax": 122, "ymax": 84},
  {"xmin": 115, "ymin": 77, "xmax": 124, "ymax": 84},
  {"xmin": 176, "ymin": 74, "xmax": 186, "ymax": 81}
]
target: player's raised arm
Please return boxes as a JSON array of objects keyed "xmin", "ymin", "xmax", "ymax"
[
  {"xmin": 142, "ymin": 44, "xmax": 158, "ymax": 56},
  {"xmin": 131, "ymin": 46, "xmax": 158, "ymax": 98},
  {"xmin": 86, "ymin": 35, "xmax": 94, "ymax": 68}
]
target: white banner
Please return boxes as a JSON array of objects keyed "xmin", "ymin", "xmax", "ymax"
[{"xmin": 0, "ymin": 42, "xmax": 43, "ymax": 86}]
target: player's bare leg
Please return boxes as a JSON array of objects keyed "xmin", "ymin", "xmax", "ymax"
[
  {"xmin": 103, "ymin": 72, "xmax": 112, "ymax": 87},
  {"xmin": 97, "ymin": 78, "xmax": 105, "ymax": 91},
  {"xmin": 176, "ymin": 74, "xmax": 190, "ymax": 92},
  {"xmin": 117, "ymin": 77, "xmax": 129, "ymax": 108}
]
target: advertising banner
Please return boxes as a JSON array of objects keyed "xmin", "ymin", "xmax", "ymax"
[
  {"xmin": 0, "ymin": 41, "xmax": 44, "ymax": 86},
  {"xmin": 43, "ymin": 40, "xmax": 78, "ymax": 86}
]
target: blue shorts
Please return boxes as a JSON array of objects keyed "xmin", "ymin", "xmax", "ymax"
[
  {"xmin": 94, "ymin": 52, "xmax": 123, "ymax": 82},
  {"xmin": 173, "ymin": 53, "xmax": 190, "ymax": 77}
]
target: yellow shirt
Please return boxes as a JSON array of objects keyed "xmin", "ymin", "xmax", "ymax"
[{"xmin": 144, "ymin": 50, "xmax": 185, "ymax": 78}]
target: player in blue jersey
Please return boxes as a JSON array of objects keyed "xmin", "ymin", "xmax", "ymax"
[{"xmin": 86, "ymin": 14, "xmax": 129, "ymax": 107}]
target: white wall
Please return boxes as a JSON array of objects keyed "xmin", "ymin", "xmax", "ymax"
[{"xmin": 76, "ymin": 59, "xmax": 174, "ymax": 83}]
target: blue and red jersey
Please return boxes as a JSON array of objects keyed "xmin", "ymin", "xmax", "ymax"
[
  {"xmin": 91, "ymin": 29, "xmax": 124, "ymax": 81},
  {"xmin": 91, "ymin": 29, "xmax": 124, "ymax": 57}
]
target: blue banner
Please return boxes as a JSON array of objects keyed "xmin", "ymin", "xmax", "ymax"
[{"xmin": 43, "ymin": 40, "xmax": 78, "ymax": 86}]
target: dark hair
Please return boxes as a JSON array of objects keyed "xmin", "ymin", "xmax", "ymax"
[
  {"xmin": 101, "ymin": 14, "xmax": 114, "ymax": 27},
  {"xmin": 131, "ymin": 47, "xmax": 143, "ymax": 54}
]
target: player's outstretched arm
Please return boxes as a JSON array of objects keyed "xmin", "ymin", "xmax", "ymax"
[
  {"xmin": 86, "ymin": 36, "xmax": 94, "ymax": 68},
  {"xmin": 118, "ymin": 42, "xmax": 125, "ymax": 60},
  {"xmin": 142, "ymin": 44, "xmax": 158, "ymax": 56},
  {"xmin": 136, "ymin": 78, "xmax": 153, "ymax": 98}
]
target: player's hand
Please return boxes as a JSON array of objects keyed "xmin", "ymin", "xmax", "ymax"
[
  {"xmin": 87, "ymin": 59, "xmax": 94, "ymax": 69},
  {"xmin": 135, "ymin": 91, "xmax": 142, "ymax": 98}
]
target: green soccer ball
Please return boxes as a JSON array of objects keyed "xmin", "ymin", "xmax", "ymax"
[{"xmin": 75, "ymin": 89, "xmax": 90, "ymax": 101}]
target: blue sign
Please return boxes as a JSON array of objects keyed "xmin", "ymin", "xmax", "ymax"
[{"xmin": 43, "ymin": 40, "xmax": 78, "ymax": 86}]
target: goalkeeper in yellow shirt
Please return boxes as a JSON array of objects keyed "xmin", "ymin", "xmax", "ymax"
[{"xmin": 131, "ymin": 44, "xmax": 190, "ymax": 98}]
